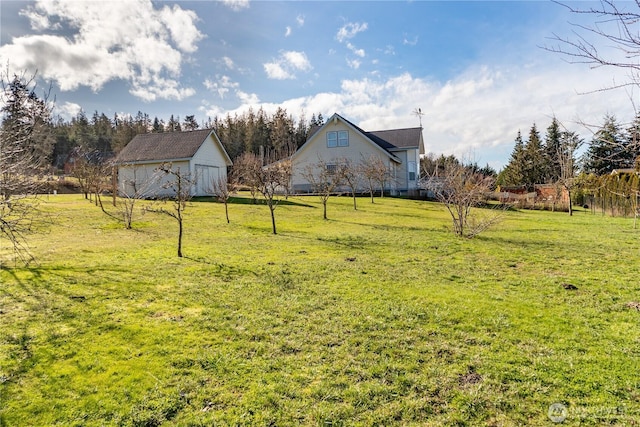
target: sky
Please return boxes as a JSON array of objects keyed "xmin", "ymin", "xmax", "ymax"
[{"xmin": 1, "ymin": 0, "xmax": 638, "ymax": 170}]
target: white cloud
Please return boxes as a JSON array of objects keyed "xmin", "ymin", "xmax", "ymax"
[
  {"xmin": 346, "ymin": 58, "xmax": 361, "ymax": 69},
  {"xmin": 285, "ymin": 26, "xmax": 292, "ymax": 37},
  {"xmin": 204, "ymin": 75, "xmax": 239, "ymax": 99},
  {"xmin": 221, "ymin": 56, "xmax": 235, "ymax": 70},
  {"xmin": 335, "ymin": 23, "xmax": 367, "ymax": 69},
  {"xmin": 54, "ymin": 101, "xmax": 82, "ymax": 120},
  {"xmin": 346, "ymin": 42, "xmax": 365, "ymax": 58},
  {"xmin": 212, "ymin": 55, "xmax": 634, "ymax": 170},
  {"xmin": 296, "ymin": 15, "xmax": 305, "ymax": 27},
  {"xmin": 238, "ymin": 90, "xmax": 260, "ymax": 105},
  {"xmin": 264, "ymin": 62, "xmax": 293, "ymax": 80},
  {"xmin": 283, "ymin": 51, "xmax": 312, "ymax": 71},
  {"xmin": 403, "ymin": 34, "xmax": 418, "ymax": 46},
  {"xmin": 159, "ymin": 4, "xmax": 203, "ymax": 53},
  {"xmin": 264, "ymin": 50, "xmax": 312, "ymax": 80},
  {"xmin": 336, "ymin": 22, "xmax": 368, "ymax": 42},
  {"xmin": 221, "ymin": 0, "xmax": 250, "ymax": 12},
  {"xmin": 0, "ymin": 0, "xmax": 203, "ymax": 101}
]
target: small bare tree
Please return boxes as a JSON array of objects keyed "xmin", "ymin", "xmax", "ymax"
[
  {"xmin": 556, "ymin": 130, "xmax": 583, "ymax": 216},
  {"xmin": 340, "ymin": 159, "xmax": 361, "ymax": 210},
  {"xmin": 233, "ymin": 152, "xmax": 290, "ymax": 234},
  {"xmin": 71, "ymin": 148, "xmax": 111, "ymax": 205},
  {"xmin": 301, "ymin": 157, "xmax": 346, "ymax": 220},
  {"xmin": 146, "ymin": 162, "xmax": 194, "ymax": 257},
  {"xmin": 97, "ymin": 165, "xmax": 160, "ymax": 229},
  {"xmin": 422, "ymin": 162, "xmax": 502, "ymax": 238},
  {"xmin": 209, "ymin": 175, "xmax": 233, "ymax": 224},
  {"xmin": 360, "ymin": 155, "xmax": 390, "ymax": 203},
  {"xmin": 233, "ymin": 152, "xmax": 262, "ymax": 204}
]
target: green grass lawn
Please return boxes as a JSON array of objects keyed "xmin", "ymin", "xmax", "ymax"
[{"xmin": 1, "ymin": 194, "xmax": 639, "ymax": 426}]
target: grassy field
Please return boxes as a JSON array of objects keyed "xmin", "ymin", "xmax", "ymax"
[{"xmin": 1, "ymin": 194, "xmax": 639, "ymax": 426}]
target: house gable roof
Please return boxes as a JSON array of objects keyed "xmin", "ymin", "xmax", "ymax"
[
  {"xmin": 368, "ymin": 128, "xmax": 423, "ymax": 151},
  {"xmin": 297, "ymin": 113, "xmax": 423, "ymax": 162},
  {"xmin": 115, "ymin": 129, "xmax": 231, "ymax": 164}
]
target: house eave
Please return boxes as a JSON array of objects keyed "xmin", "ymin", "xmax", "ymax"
[{"xmin": 115, "ymin": 157, "xmax": 192, "ymax": 166}]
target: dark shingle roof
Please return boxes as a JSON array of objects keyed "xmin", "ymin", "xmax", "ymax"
[
  {"xmin": 368, "ymin": 128, "xmax": 422, "ymax": 149},
  {"xmin": 331, "ymin": 114, "xmax": 422, "ymax": 153},
  {"xmin": 115, "ymin": 129, "xmax": 214, "ymax": 163}
]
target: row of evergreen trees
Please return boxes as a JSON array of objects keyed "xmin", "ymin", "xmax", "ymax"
[
  {"xmin": 50, "ymin": 107, "xmax": 326, "ymax": 171},
  {"xmin": 499, "ymin": 115, "xmax": 640, "ymax": 190}
]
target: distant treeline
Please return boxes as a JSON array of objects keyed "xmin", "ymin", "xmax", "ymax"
[{"xmin": 51, "ymin": 107, "xmax": 326, "ymax": 170}]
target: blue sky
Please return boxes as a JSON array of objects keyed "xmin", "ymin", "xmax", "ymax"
[{"xmin": 0, "ymin": 0, "xmax": 636, "ymax": 169}]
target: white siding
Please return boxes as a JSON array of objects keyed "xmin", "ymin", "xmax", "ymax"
[
  {"xmin": 118, "ymin": 160, "xmax": 189, "ymax": 198},
  {"xmin": 190, "ymin": 133, "xmax": 230, "ymax": 196},
  {"xmin": 117, "ymin": 132, "xmax": 231, "ymax": 198},
  {"xmin": 291, "ymin": 120, "xmax": 398, "ymax": 192}
]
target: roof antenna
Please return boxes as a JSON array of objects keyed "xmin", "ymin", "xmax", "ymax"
[{"xmin": 412, "ymin": 107, "xmax": 424, "ymax": 129}]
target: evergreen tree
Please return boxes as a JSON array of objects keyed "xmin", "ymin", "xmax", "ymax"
[
  {"xmin": 182, "ymin": 115, "xmax": 199, "ymax": 131},
  {"xmin": 523, "ymin": 124, "xmax": 546, "ymax": 190},
  {"xmin": 91, "ymin": 111, "xmax": 114, "ymax": 154},
  {"xmin": 166, "ymin": 115, "xmax": 181, "ymax": 132},
  {"xmin": 270, "ymin": 107, "xmax": 294, "ymax": 157},
  {"xmin": 497, "ymin": 130, "xmax": 526, "ymax": 187},
  {"xmin": 544, "ymin": 117, "xmax": 562, "ymax": 182},
  {"xmin": 583, "ymin": 114, "xmax": 625, "ymax": 175},
  {"xmin": 152, "ymin": 117, "xmax": 164, "ymax": 133},
  {"xmin": 70, "ymin": 111, "xmax": 96, "ymax": 151},
  {"xmin": 1, "ymin": 73, "xmax": 54, "ymax": 182},
  {"xmin": 624, "ymin": 114, "xmax": 640, "ymax": 169}
]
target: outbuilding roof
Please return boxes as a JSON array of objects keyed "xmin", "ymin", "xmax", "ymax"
[{"xmin": 115, "ymin": 129, "xmax": 222, "ymax": 163}]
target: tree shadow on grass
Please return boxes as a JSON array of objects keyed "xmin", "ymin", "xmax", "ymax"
[{"xmin": 192, "ymin": 196, "xmax": 315, "ymax": 208}]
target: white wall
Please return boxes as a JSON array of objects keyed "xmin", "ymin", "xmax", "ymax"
[
  {"xmin": 118, "ymin": 160, "xmax": 190, "ymax": 198},
  {"xmin": 191, "ymin": 134, "xmax": 230, "ymax": 196},
  {"xmin": 291, "ymin": 120, "xmax": 401, "ymax": 193},
  {"xmin": 118, "ymin": 133, "xmax": 231, "ymax": 198}
]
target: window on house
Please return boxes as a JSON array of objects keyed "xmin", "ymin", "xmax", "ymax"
[
  {"xmin": 408, "ymin": 161, "xmax": 416, "ymax": 181},
  {"xmin": 327, "ymin": 132, "xmax": 337, "ymax": 147},
  {"xmin": 327, "ymin": 130, "xmax": 348, "ymax": 147},
  {"xmin": 326, "ymin": 164, "xmax": 338, "ymax": 175},
  {"xmin": 338, "ymin": 130, "xmax": 348, "ymax": 146}
]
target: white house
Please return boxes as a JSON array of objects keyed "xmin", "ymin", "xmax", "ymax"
[
  {"xmin": 290, "ymin": 113, "xmax": 425, "ymax": 195},
  {"xmin": 114, "ymin": 129, "xmax": 232, "ymax": 198}
]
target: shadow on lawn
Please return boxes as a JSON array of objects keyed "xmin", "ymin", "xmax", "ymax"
[{"xmin": 192, "ymin": 196, "xmax": 315, "ymax": 208}]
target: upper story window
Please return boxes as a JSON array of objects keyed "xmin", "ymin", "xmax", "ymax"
[
  {"xmin": 408, "ymin": 161, "xmax": 417, "ymax": 181},
  {"xmin": 327, "ymin": 130, "xmax": 349, "ymax": 148}
]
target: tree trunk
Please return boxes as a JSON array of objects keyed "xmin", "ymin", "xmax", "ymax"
[
  {"xmin": 225, "ymin": 202, "xmax": 230, "ymax": 224},
  {"xmin": 177, "ymin": 216, "xmax": 183, "ymax": 257},
  {"xmin": 568, "ymin": 188, "xmax": 573, "ymax": 216},
  {"xmin": 269, "ymin": 203, "xmax": 277, "ymax": 234},
  {"xmin": 323, "ymin": 200, "xmax": 327, "ymax": 220}
]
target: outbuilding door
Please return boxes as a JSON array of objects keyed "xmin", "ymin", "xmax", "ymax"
[{"xmin": 195, "ymin": 164, "xmax": 220, "ymax": 196}]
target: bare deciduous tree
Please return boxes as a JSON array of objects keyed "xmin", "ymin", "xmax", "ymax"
[
  {"xmin": 340, "ymin": 159, "xmax": 361, "ymax": 210},
  {"xmin": 233, "ymin": 152, "xmax": 262, "ymax": 204},
  {"xmin": 360, "ymin": 155, "xmax": 390, "ymax": 203},
  {"xmin": 0, "ymin": 69, "xmax": 54, "ymax": 265},
  {"xmin": 556, "ymin": 130, "xmax": 583, "ymax": 216},
  {"xmin": 209, "ymin": 175, "xmax": 234, "ymax": 224},
  {"xmin": 233, "ymin": 152, "xmax": 290, "ymax": 234},
  {"xmin": 146, "ymin": 162, "xmax": 194, "ymax": 257},
  {"xmin": 97, "ymin": 165, "xmax": 159, "ymax": 229},
  {"xmin": 422, "ymin": 162, "xmax": 502, "ymax": 238},
  {"xmin": 545, "ymin": 1, "xmax": 640, "ymax": 91},
  {"xmin": 301, "ymin": 157, "xmax": 346, "ymax": 220}
]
